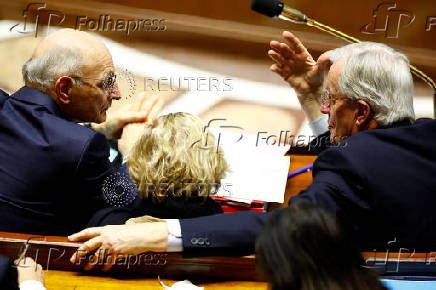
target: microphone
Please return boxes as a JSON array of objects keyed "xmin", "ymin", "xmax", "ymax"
[
  {"xmin": 250, "ymin": 0, "xmax": 436, "ymax": 115},
  {"xmin": 251, "ymin": 0, "xmax": 308, "ymax": 24}
]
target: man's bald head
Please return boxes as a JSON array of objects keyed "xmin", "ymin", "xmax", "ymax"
[
  {"xmin": 23, "ymin": 29, "xmax": 119, "ymax": 123},
  {"xmin": 32, "ymin": 29, "xmax": 111, "ymax": 74}
]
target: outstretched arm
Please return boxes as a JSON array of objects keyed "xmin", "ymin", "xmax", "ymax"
[
  {"xmin": 68, "ymin": 210, "xmax": 273, "ymax": 271},
  {"xmin": 180, "ymin": 211, "xmax": 273, "ymax": 255}
]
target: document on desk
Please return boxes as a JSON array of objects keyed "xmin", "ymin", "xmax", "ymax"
[{"xmin": 211, "ymin": 129, "xmax": 290, "ymax": 203}]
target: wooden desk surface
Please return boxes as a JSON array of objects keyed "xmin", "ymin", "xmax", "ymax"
[
  {"xmin": 45, "ymin": 270, "xmax": 268, "ymax": 289},
  {"xmin": 5, "ymin": 153, "xmax": 435, "ymax": 288},
  {"xmin": 268, "ymin": 153, "xmax": 317, "ymax": 211}
]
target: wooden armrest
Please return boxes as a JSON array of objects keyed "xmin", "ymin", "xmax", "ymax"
[{"xmin": 0, "ymin": 231, "xmax": 258, "ymax": 281}]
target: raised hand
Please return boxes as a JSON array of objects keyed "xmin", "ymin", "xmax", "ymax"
[
  {"xmin": 269, "ymin": 31, "xmax": 331, "ymax": 120},
  {"xmin": 117, "ymin": 94, "xmax": 163, "ymax": 156},
  {"xmin": 92, "ymin": 92, "xmax": 164, "ymax": 140}
]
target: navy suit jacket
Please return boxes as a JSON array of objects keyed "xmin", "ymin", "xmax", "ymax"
[
  {"xmin": 0, "ymin": 255, "xmax": 18, "ymax": 290},
  {"xmin": 180, "ymin": 118, "xmax": 436, "ymax": 254},
  {"xmin": 0, "ymin": 87, "xmax": 114, "ymax": 235}
]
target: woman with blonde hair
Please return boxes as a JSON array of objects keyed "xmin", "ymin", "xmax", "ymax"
[{"xmin": 88, "ymin": 112, "xmax": 227, "ymax": 226}]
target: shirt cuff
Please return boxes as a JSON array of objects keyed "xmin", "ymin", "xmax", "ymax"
[
  {"xmin": 20, "ymin": 280, "xmax": 46, "ymax": 290},
  {"xmin": 309, "ymin": 115, "xmax": 329, "ymax": 137},
  {"xmin": 165, "ymin": 219, "xmax": 184, "ymax": 252},
  {"xmin": 109, "ymin": 147, "xmax": 119, "ymax": 162}
]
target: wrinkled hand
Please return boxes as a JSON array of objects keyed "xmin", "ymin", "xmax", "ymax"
[
  {"xmin": 269, "ymin": 31, "xmax": 331, "ymax": 96},
  {"xmin": 68, "ymin": 222, "xmax": 168, "ymax": 272},
  {"xmin": 269, "ymin": 31, "xmax": 331, "ymax": 120},
  {"xmin": 117, "ymin": 95, "xmax": 163, "ymax": 155},
  {"xmin": 117, "ymin": 123, "xmax": 148, "ymax": 157},
  {"xmin": 14, "ymin": 257, "xmax": 45, "ymax": 285},
  {"xmin": 93, "ymin": 92, "xmax": 164, "ymax": 140}
]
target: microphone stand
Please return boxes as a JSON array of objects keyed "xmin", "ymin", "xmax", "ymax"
[{"xmin": 254, "ymin": 0, "xmax": 436, "ymax": 117}]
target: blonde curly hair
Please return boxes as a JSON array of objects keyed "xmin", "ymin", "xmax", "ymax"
[{"xmin": 128, "ymin": 112, "xmax": 228, "ymax": 202}]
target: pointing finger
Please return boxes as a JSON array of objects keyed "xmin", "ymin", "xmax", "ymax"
[
  {"xmin": 70, "ymin": 237, "xmax": 102, "ymax": 265},
  {"xmin": 68, "ymin": 227, "xmax": 102, "ymax": 242}
]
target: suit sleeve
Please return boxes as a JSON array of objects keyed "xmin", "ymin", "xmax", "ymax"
[
  {"xmin": 290, "ymin": 147, "xmax": 370, "ymax": 234},
  {"xmin": 76, "ymin": 133, "xmax": 138, "ymax": 211},
  {"xmin": 74, "ymin": 132, "xmax": 116, "ymax": 214},
  {"xmin": 77, "ymin": 133, "xmax": 114, "ymax": 193},
  {"xmin": 180, "ymin": 210, "xmax": 272, "ymax": 255}
]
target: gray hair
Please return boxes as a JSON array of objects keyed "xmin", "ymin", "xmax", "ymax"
[
  {"xmin": 330, "ymin": 42, "xmax": 415, "ymax": 126},
  {"xmin": 22, "ymin": 46, "xmax": 83, "ymax": 92}
]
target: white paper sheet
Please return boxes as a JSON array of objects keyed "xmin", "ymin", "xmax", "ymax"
[{"xmin": 210, "ymin": 129, "xmax": 290, "ymax": 203}]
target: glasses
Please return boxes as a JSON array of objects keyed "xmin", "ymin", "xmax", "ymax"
[
  {"xmin": 72, "ymin": 74, "xmax": 117, "ymax": 95},
  {"xmin": 321, "ymin": 90, "xmax": 337, "ymax": 109}
]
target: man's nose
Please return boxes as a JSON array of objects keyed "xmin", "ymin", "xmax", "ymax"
[{"xmin": 110, "ymin": 83, "xmax": 121, "ymax": 100}]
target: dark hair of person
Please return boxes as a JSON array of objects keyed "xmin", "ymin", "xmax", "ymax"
[{"xmin": 256, "ymin": 202, "xmax": 387, "ymax": 290}]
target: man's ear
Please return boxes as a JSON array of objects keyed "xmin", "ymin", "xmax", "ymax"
[
  {"xmin": 54, "ymin": 76, "xmax": 73, "ymax": 105},
  {"xmin": 355, "ymin": 100, "xmax": 372, "ymax": 127}
]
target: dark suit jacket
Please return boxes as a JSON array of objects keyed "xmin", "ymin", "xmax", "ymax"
[
  {"xmin": 180, "ymin": 118, "xmax": 436, "ymax": 253},
  {"xmin": 0, "ymin": 87, "xmax": 114, "ymax": 235},
  {"xmin": 87, "ymin": 195, "xmax": 223, "ymax": 226},
  {"xmin": 86, "ymin": 165, "xmax": 224, "ymax": 226},
  {"xmin": 0, "ymin": 255, "xmax": 18, "ymax": 290}
]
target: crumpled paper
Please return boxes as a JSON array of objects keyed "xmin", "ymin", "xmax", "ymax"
[{"xmin": 159, "ymin": 278, "xmax": 204, "ymax": 290}]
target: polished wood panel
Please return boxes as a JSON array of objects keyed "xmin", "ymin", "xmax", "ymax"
[
  {"xmin": 0, "ymin": 231, "xmax": 258, "ymax": 281},
  {"xmin": 1, "ymin": 0, "xmax": 434, "ymax": 80}
]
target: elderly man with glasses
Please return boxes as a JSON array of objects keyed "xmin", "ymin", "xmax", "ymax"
[
  {"xmin": 68, "ymin": 31, "xmax": 436, "ymax": 270},
  {"xmin": 0, "ymin": 29, "xmax": 162, "ymax": 235}
]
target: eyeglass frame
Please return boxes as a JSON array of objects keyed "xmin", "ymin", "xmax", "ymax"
[
  {"xmin": 321, "ymin": 90, "xmax": 338, "ymax": 109},
  {"xmin": 71, "ymin": 74, "xmax": 117, "ymax": 95}
]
